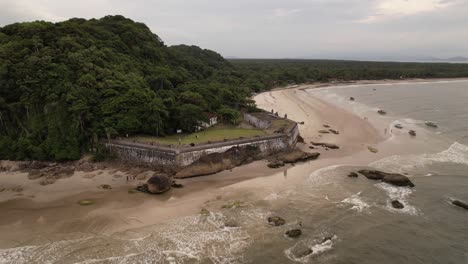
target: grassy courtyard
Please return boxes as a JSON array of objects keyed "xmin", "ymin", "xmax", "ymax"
[{"xmin": 131, "ymin": 126, "xmax": 266, "ymax": 145}]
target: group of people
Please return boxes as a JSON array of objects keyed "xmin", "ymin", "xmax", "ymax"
[{"xmin": 126, "ymin": 175, "xmax": 137, "ymax": 182}]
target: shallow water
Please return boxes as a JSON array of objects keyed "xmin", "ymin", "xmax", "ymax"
[{"xmin": 2, "ymin": 80, "xmax": 468, "ymax": 263}]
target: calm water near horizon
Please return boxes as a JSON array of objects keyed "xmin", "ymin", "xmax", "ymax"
[{"xmin": 1, "ymin": 80, "xmax": 468, "ymax": 263}]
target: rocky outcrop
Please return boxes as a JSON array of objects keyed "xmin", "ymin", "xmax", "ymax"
[
  {"xmin": 310, "ymin": 141, "xmax": 340, "ymax": 149},
  {"xmin": 175, "ymin": 145, "xmax": 261, "ymax": 178},
  {"xmin": 285, "ymin": 229, "xmax": 302, "ymax": 238},
  {"xmin": 452, "ymin": 200, "xmax": 468, "ymax": 210},
  {"xmin": 277, "ymin": 150, "xmax": 320, "ymax": 164},
  {"xmin": 268, "ymin": 216, "xmax": 286, "ymax": 226},
  {"xmin": 268, "ymin": 160, "xmax": 285, "ymax": 168},
  {"xmin": 391, "ymin": 200, "xmax": 404, "ymax": 209},
  {"xmin": 358, "ymin": 170, "xmax": 415, "ymax": 187},
  {"xmin": 146, "ymin": 174, "xmax": 172, "ymax": 194}
]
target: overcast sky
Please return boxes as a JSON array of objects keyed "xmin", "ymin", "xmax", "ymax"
[{"xmin": 1, "ymin": 0, "xmax": 467, "ymax": 60}]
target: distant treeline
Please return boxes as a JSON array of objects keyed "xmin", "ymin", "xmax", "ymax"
[
  {"xmin": 230, "ymin": 59, "xmax": 468, "ymax": 92},
  {"xmin": 1, "ymin": 15, "xmax": 468, "ymax": 161}
]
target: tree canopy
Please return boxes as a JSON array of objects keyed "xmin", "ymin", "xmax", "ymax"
[{"xmin": 0, "ymin": 15, "xmax": 250, "ymax": 161}]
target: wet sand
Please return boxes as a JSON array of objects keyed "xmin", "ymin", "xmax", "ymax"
[{"xmin": 0, "ymin": 80, "xmax": 430, "ymax": 249}]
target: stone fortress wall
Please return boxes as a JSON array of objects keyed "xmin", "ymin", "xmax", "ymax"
[{"xmin": 105, "ymin": 112, "xmax": 299, "ymax": 168}]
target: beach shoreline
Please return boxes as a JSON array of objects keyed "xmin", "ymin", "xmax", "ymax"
[{"xmin": 0, "ymin": 78, "xmax": 458, "ymax": 249}]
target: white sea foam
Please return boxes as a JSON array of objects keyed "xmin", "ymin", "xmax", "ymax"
[
  {"xmin": 341, "ymin": 192, "xmax": 370, "ymax": 212},
  {"xmin": 284, "ymin": 235, "xmax": 337, "ymax": 263},
  {"xmin": 307, "ymin": 164, "xmax": 351, "ymax": 184},
  {"xmin": 375, "ymin": 182, "xmax": 419, "ymax": 215},
  {"xmin": 370, "ymin": 142, "xmax": 468, "ymax": 173},
  {"xmin": 0, "ymin": 211, "xmax": 252, "ymax": 264}
]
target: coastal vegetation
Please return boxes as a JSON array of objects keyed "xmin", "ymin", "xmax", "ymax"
[
  {"xmin": 230, "ymin": 59, "xmax": 468, "ymax": 92},
  {"xmin": 0, "ymin": 15, "xmax": 253, "ymax": 161},
  {"xmin": 2, "ymin": 15, "xmax": 468, "ymax": 161}
]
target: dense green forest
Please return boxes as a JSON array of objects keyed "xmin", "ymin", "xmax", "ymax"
[
  {"xmin": 231, "ymin": 59, "xmax": 468, "ymax": 92},
  {"xmin": 1, "ymin": 15, "xmax": 468, "ymax": 161},
  {"xmin": 0, "ymin": 15, "xmax": 252, "ymax": 160}
]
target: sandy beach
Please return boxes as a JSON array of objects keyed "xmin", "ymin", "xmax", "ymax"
[{"xmin": 0, "ymin": 78, "xmax": 458, "ymax": 250}]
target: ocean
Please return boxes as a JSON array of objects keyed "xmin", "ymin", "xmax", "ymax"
[{"xmin": 1, "ymin": 80, "xmax": 468, "ymax": 263}]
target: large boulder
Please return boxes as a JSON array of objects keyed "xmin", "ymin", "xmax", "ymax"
[
  {"xmin": 358, "ymin": 170, "xmax": 415, "ymax": 187},
  {"xmin": 147, "ymin": 174, "xmax": 172, "ymax": 194}
]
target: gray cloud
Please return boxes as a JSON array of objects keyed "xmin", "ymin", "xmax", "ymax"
[{"xmin": 1, "ymin": 0, "xmax": 467, "ymax": 60}]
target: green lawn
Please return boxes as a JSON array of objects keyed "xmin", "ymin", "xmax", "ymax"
[{"xmin": 131, "ymin": 127, "xmax": 266, "ymax": 145}]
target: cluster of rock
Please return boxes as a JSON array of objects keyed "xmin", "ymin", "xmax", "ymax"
[
  {"xmin": 347, "ymin": 169, "xmax": 415, "ymax": 210},
  {"xmin": 349, "ymin": 169, "xmax": 468, "ymax": 211},
  {"xmin": 310, "ymin": 141, "xmax": 340, "ymax": 149},
  {"xmin": 267, "ymin": 149, "xmax": 320, "ymax": 168},
  {"xmin": 175, "ymin": 145, "xmax": 260, "ymax": 178},
  {"xmin": 267, "ymin": 215, "xmax": 335, "ymax": 259}
]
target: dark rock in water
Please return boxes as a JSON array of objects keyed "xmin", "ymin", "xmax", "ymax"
[
  {"xmin": 328, "ymin": 129, "xmax": 339, "ymax": 135},
  {"xmin": 377, "ymin": 109, "xmax": 387, "ymax": 115},
  {"xmin": 223, "ymin": 219, "xmax": 239, "ymax": 228},
  {"xmin": 452, "ymin": 200, "xmax": 468, "ymax": 210},
  {"xmin": 147, "ymin": 174, "xmax": 172, "ymax": 194},
  {"xmin": 318, "ymin": 130, "xmax": 330, "ymax": 134},
  {"xmin": 323, "ymin": 124, "xmax": 330, "ymax": 128},
  {"xmin": 392, "ymin": 200, "xmax": 404, "ymax": 209},
  {"xmin": 350, "ymin": 97, "xmax": 355, "ymax": 101},
  {"xmin": 394, "ymin": 124, "xmax": 403, "ymax": 129},
  {"xmin": 295, "ymin": 248, "xmax": 313, "ymax": 258},
  {"xmin": 268, "ymin": 160, "xmax": 285, "ymax": 168},
  {"xmin": 321, "ymin": 236, "xmax": 334, "ymax": 243},
  {"xmin": 408, "ymin": 130, "xmax": 416, "ymax": 136},
  {"xmin": 348, "ymin": 172, "xmax": 358, "ymax": 178},
  {"xmin": 285, "ymin": 229, "xmax": 302, "ymax": 238},
  {"xmin": 382, "ymin": 174, "xmax": 415, "ymax": 187},
  {"xmin": 309, "ymin": 146, "xmax": 316, "ymax": 149},
  {"xmin": 299, "ymin": 121, "xmax": 305, "ymax": 125},
  {"xmin": 358, "ymin": 170, "xmax": 415, "ymax": 187},
  {"xmin": 268, "ymin": 216, "xmax": 286, "ymax": 226},
  {"xmin": 425, "ymin": 121, "xmax": 438, "ymax": 128}
]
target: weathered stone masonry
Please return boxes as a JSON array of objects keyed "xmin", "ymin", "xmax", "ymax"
[{"xmin": 105, "ymin": 112, "xmax": 299, "ymax": 168}]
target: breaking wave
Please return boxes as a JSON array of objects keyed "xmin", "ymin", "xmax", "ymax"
[
  {"xmin": 341, "ymin": 192, "xmax": 371, "ymax": 212},
  {"xmin": 369, "ymin": 142, "xmax": 468, "ymax": 174},
  {"xmin": 0, "ymin": 211, "xmax": 254, "ymax": 264}
]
